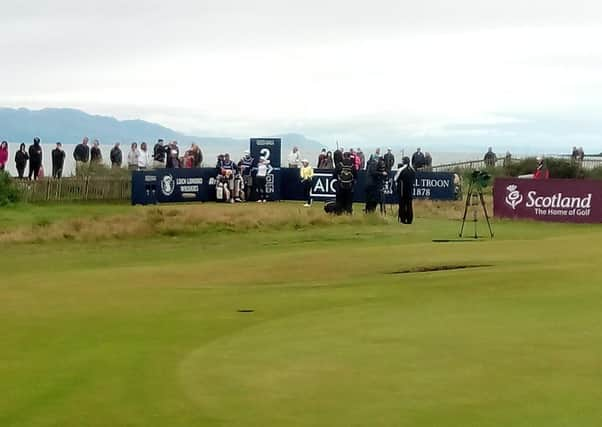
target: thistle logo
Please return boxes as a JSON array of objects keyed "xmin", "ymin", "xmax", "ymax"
[
  {"xmin": 505, "ymin": 184, "xmax": 523, "ymax": 210},
  {"xmin": 161, "ymin": 174, "xmax": 175, "ymax": 196}
]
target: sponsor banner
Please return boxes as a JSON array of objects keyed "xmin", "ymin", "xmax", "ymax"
[
  {"xmin": 494, "ymin": 178, "xmax": 602, "ymax": 223},
  {"xmin": 132, "ymin": 168, "xmax": 217, "ymax": 204},
  {"xmin": 308, "ymin": 170, "xmax": 455, "ymax": 202},
  {"xmin": 132, "ymin": 168, "xmax": 455, "ymax": 205}
]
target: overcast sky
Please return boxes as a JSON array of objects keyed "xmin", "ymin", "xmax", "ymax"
[{"xmin": 2, "ymin": 1, "xmax": 602, "ymax": 150}]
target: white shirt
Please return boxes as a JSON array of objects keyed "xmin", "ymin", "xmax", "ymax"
[
  {"xmin": 138, "ymin": 149, "xmax": 151, "ymax": 168},
  {"xmin": 257, "ymin": 163, "xmax": 269, "ymax": 177},
  {"xmin": 128, "ymin": 149, "xmax": 139, "ymax": 166},
  {"xmin": 288, "ymin": 151, "xmax": 300, "ymax": 166}
]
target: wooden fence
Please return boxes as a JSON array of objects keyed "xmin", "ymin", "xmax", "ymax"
[
  {"xmin": 431, "ymin": 157, "xmax": 602, "ymax": 172},
  {"xmin": 15, "ymin": 177, "xmax": 131, "ymax": 203}
]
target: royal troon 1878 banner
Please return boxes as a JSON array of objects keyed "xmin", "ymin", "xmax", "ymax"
[{"xmin": 494, "ymin": 178, "xmax": 602, "ymax": 223}]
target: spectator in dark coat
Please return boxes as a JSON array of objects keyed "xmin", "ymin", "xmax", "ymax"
[
  {"xmin": 110, "ymin": 143, "xmax": 123, "ymax": 168},
  {"xmin": 411, "ymin": 148, "xmax": 426, "ymax": 170},
  {"xmin": 383, "ymin": 148, "xmax": 395, "ymax": 172},
  {"xmin": 51, "ymin": 142, "xmax": 66, "ymax": 179},
  {"xmin": 28, "ymin": 137, "xmax": 43, "ymax": 180},
  {"xmin": 395, "ymin": 156, "xmax": 416, "ymax": 224},
  {"xmin": 90, "ymin": 140, "xmax": 102, "ymax": 164},
  {"xmin": 15, "ymin": 143, "xmax": 29, "ymax": 179}
]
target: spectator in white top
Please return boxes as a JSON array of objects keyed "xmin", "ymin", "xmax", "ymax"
[
  {"xmin": 288, "ymin": 146, "xmax": 301, "ymax": 168},
  {"xmin": 127, "ymin": 142, "xmax": 139, "ymax": 171},
  {"xmin": 138, "ymin": 142, "xmax": 152, "ymax": 170}
]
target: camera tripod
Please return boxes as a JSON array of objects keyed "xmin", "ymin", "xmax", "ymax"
[{"xmin": 459, "ymin": 182, "xmax": 494, "ymax": 239}]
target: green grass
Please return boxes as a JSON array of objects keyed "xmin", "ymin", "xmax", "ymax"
[{"xmin": 1, "ymin": 202, "xmax": 602, "ymax": 426}]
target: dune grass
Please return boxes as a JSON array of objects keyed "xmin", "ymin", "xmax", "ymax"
[{"xmin": 1, "ymin": 202, "xmax": 602, "ymax": 426}]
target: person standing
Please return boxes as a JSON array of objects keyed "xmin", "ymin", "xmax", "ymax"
[
  {"xmin": 0, "ymin": 141, "xmax": 8, "ymax": 171},
  {"xmin": 411, "ymin": 148, "xmax": 426, "ymax": 170},
  {"xmin": 110, "ymin": 143, "xmax": 123, "ymax": 168},
  {"xmin": 394, "ymin": 156, "xmax": 416, "ymax": 224},
  {"xmin": 357, "ymin": 148, "xmax": 366, "ymax": 170},
  {"xmin": 335, "ymin": 152, "xmax": 357, "ymax": 214},
  {"xmin": 364, "ymin": 155, "xmax": 387, "ymax": 213},
  {"xmin": 90, "ymin": 139, "xmax": 102, "ymax": 164},
  {"xmin": 51, "ymin": 142, "xmax": 66, "ymax": 179},
  {"xmin": 319, "ymin": 151, "xmax": 334, "ymax": 169},
  {"xmin": 138, "ymin": 142, "xmax": 152, "ymax": 170},
  {"xmin": 238, "ymin": 150, "xmax": 255, "ymax": 201},
  {"xmin": 152, "ymin": 139, "xmax": 166, "ymax": 168},
  {"xmin": 74, "ymin": 137, "xmax": 90, "ymax": 171},
  {"xmin": 300, "ymin": 159, "xmax": 314, "ymax": 207},
  {"xmin": 484, "ymin": 147, "xmax": 497, "ymax": 168},
  {"xmin": 383, "ymin": 148, "xmax": 395, "ymax": 172},
  {"xmin": 254, "ymin": 158, "xmax": 269, "ymax": 203},
  {"xmin": 317, "ymin": 149, "xmax": 327, "ymax": 168},
  {"xmin": 288, "ymin": 146, "xmax": 301, "ymax": 168},
  {"xmin": 534, "ymin": 157, "xmax": 550, "ymax": 180},
  {"xmin": 166, "ymin": 141, "xmax": 180, "ymax": 168},
  {"xmin": 127, "ymin": 143, "xmax": 139, "ymax": 171},
  {"xmin": 15, "ymin": 143, "xmax": 29, "ymax": 179},
  {"xmin": 192, "ymin": 144, "xmax": 203, "ymax": 168},
  {"xmin": 28, "ymin": 137, "xmax": 43, "ymax": 180},
  {"xmin": 333, "ymin": 147, "xmax": 344, "ymax": 169}
]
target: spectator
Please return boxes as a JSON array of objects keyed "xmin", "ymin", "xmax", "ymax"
[
  {"xmin": 534, "ymin": 157, "xmax": 550, "ymax": 180},
  {"xmin": 484, "ymin": 147, "xmax": 497, "ymax": 168},
  {"xmin": 15, "ymin": 143, "xmax": 28, "ymax": 179},
  {"xmin": 317, "ymin": 149, "xmax": 327, "ymax": 168},
  {"xmin": 333, "ymin": 147, "xmax": 344, "ymax": 168},
  {"xmin": 320, "ymin": 151, "xmax": 334, "ymax": 169},
  {"xmin": 350, "ymin": 149, "xmax": 362, "ymax": 171},
  {"xmin": 74, "ymin": 137, "xmax": 90, "ymax": 171},
  {"xmin": 424, "ymin": 152, "xmax": 433, "ymax": 171},
  {"xmin": 153, "ymin": 139, "xmax": 166, "ymax": 168},
  {"xmin": 365, "ymin": 155, "xmax": 387, "ymax": 213},
  {"xmin": 578, "ymin": 147, "xmax": 585, "ymax": 162},
  {"xmin": 138, "ymin": 142, "xmax": 151, "ymax": 170},
  {"xmin": 394, "ymin": 156, "xmax": 416, "ymax": 224},
  {"xmin": 255, "ymin": 158, "xmax": 269, "ymax": 203},
  {"xmin": 503, "ymin": 151, "xmax": 512, "ymax": 168},
  {"xmin": 357, "ymin": 148, "xmax": 366, "ymax": 170},
  {"xmin": 334, "ymin": 151, "xmax": 357, "ymax": 215},
  {"xmin": 110, "ymin": 143, "xmax": 123, "ymax": 168},
  {"xmin": 384, "ymin": 148, "xmax": 395, "ymax": 172},
  {"xmin": 51, "ymin": 142, "xmax": 66, "ymax": 179},
  {"xmin": 300, "ymin": 159, "xmax": 314, "ymax": 207},
  {"xmin": 238, "ymin": 150, "xmax": 255, "ymax": 202},
  {"xmin": 571, "ymin": 146, "xmax": 579, "ymax": 163},
  {"xmin": 288, "ymin": 146, "xmax": 301, "ymax": 168},
  {"xmin": 127, "ymin": 143, "xmax": 139, "ymax": 170},
  {"xmin": 0, "ymin": 141, "xmax": 8, "ymax": 171},
  {"xmin": 28, "ymin": 137, "xmax": 43, "ymax": 180},
  {"xmin": 166, "ymin": 141, "xmax": 180, "ymax": 168},
  {"xmin": 411, "ymin": 148, "xmax": 426, "ymax": 170},
  {"xmin": 90, "ymin": 139, "xmax": 102, "ymax": 164},
  {"xmin": 192, "ymin": 144, "xmax": 203, "ymax": 168}
]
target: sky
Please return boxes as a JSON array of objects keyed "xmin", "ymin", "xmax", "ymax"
[{"xmin": 2, "ymin": 0, "xmax": 602, "ymax": 152}]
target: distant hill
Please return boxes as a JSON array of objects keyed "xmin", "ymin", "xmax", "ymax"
[{"xmin": 0, "ymin": 108, "xmax": 323, "ymax": 155}]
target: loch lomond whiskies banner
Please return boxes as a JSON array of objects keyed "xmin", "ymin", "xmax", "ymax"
[{"xmin": 494, "ymin": 178, "xmax": 602, "ymax": 223}]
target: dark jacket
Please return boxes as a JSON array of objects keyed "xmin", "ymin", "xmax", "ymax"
[
  {"xmin": 411, "ymin": 152, "xmax": 425, "ymax": 169},
  {"xmin": 110, "ymin": 147, "xmax": 123, "ymax": 166},
  {"xmin": 366, "ymin": 158, "xmax": 387, "ymax": 189},
  {"xmin": 395, "ymin": 165, "xmax": 416, "ymax": 199},
  {"xmin": 29, "ymin": 143, "xmax": 43, "ymax": 166},
  {"xmin": 15, "ymin": 150, "xmax": 29, "ymax": 168},
  {"xmin": 383, "ymin": 153, "xmax": 395, "ymax": 171},
  {"xmin": 153, "ymin": 143, "xmax": 166, "ymax": 162},
  {"xmin": 52, "ymin": 148, "xmax": 65, "ymax": 169},
  {"xmin": 335, "ymin": 158, "xmax": 357, "ymax": 189},
  {"xmin": 90, "ymin": 146, "xmax": 102, "ymax": 163},
  {"xmin": 333, "ymin": 150, "xmax": 343, "ymax": 167},
  {"xmin": 74, "ymin": 144, "xmax": 90, "ymax": 162}
]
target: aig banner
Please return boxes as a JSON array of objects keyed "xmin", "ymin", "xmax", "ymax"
[
  {"xmin": 250, "ymin": 138, "xmax": 281, "ymax": 200},
  {"xmin": 309, "ymin": 170, "xmax": 455, "ymax": 201},
  {"xmin": 494, "ymin": 178, "xmax": 602, "ymax": 223}
]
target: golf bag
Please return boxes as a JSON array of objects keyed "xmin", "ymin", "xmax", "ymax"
[
  {"xmin": 216, "ymin": 176, "xmax": 231, "ymax": 202},
  {"xmin": 324, "ymin": 201, "xmax": 338, "ymax": 214}
]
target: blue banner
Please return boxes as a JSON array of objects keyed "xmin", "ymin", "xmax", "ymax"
[{"xmin": 132, "ymin": 168, "xmax": 456, "ymax": 205}]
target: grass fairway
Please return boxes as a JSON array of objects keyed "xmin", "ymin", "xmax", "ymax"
[{"xmin": 1, "ymin": 202, "xmax": 602, "ymax": 426}]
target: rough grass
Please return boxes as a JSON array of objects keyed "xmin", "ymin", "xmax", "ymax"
[{"xmin": 0, "ymin": 200, "xmax": 477, "ymax": 244}]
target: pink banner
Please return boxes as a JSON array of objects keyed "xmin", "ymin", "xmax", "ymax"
[{"xmin": 494, "ymin": 178, "xmax": 602, "ymax": 223}]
